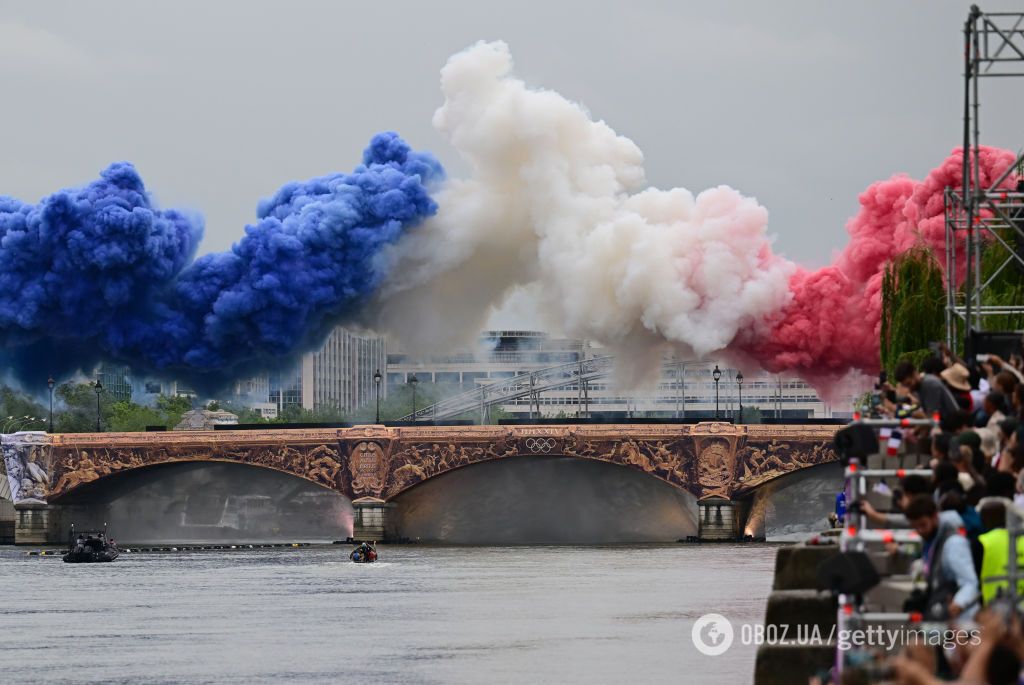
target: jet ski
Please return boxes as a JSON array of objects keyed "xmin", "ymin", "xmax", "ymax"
[
  {"xmin": 63, "ymin": 526, "xmax": 119, "ymax": 563},
  {"xmin": 350, "ymin": 542, "xmax": 378, "ymax": 563}
]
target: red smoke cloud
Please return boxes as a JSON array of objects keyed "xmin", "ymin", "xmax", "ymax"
[{"xmin": 743, "ymin": 146, "xmax": 1017, "ymax": 379}]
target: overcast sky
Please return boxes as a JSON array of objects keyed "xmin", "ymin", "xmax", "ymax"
[{"xmin": 1, "ymin": 1, "xmax": 1020, "ymax": 273}]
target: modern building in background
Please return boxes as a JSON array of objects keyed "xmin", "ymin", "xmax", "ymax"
[
  {"xmin": 97, "ymin": 364, "xmax": 133, "ymax": 402},
  {"xmin": 95, "ymin": 328, "xmax": 857, "ymax": 421},
  {"xmin": 387, "ymin": 330, "xmax": 860, "ymax": 420},
  {"xmin": 235, "ymin": 327, "xmax": 387, "ymax": 414}
]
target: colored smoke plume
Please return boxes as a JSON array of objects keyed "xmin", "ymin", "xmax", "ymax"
[
  {"xmin": 741, "ymin": 145, "xmax": 1017, "ymax": 381},
  {"xmin": 372, "ymin": 40, "xmax": 1017, "ymax": 385},
  {"xmin": 0, "ymin": 133, "xmax": 442, "ymax": 388},
  {"xmin": 0, "ymin": 41, "xmax": 1017, "ymax": 391},
  {"xmin": 371, "ymin": 40, "xmax": 795, "ymax": 384}
]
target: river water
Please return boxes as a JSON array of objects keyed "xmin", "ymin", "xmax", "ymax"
[{"xmin": 0, "ymin": 543, "xmax": 777, "ymax": 684}]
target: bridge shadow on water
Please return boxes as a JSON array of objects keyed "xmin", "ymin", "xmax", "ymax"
[
  {"xmin": 392, "ymin": 456, "xmax": 698, "ymax": 544},
  {"xmin": 53, "ymin": 458, "xmax": 845, "ymax": 544},
  {"xmin": 55, "ymin": 461, "xmax": 353, "ymax": 543}
]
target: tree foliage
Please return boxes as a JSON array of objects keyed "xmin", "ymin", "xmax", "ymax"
[{"xmin": 880, "ymin": 248, "xmax": 946, "ymax": 376}]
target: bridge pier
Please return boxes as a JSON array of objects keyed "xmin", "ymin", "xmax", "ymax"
[
  {"xmin": 14, "ymin": 502, "xmax": 63, "ymax": 545},
  {"xmin": 697, "ymin": 499, "xmax": 750, "ymax": 541},
  {"xmin": 0, "ymin": 498, "xmax": 14, "ymax": 544},
  {"xmin": 351, "ymin": 498, "xmax": 398, "ymax": 542}
]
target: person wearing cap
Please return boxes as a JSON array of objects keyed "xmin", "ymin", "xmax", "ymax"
[{"xmin": 941, "ymin": 362, "xmax": 973, "ymax": 411}]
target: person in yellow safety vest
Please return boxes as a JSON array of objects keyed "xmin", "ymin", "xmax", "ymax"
[{"xmin": 978, "ymin": 499, "xmax": 1024, "ymax": 604}]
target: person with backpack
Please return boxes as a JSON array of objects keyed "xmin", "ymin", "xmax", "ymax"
[{"xmin": 903, "ymin": 495, "xmax": 980, "ymax": 620}]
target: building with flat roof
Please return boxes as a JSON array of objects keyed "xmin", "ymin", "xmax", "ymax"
[
  {"xmin": 235, "ymin": 326, "xmax": 387, "ymax": 414},
  {"xmin": 387, "ymin": 331, "xmax": 860, "ymax": 420}
]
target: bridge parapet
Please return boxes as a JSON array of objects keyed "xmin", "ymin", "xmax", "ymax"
[{"xmin": 2, "ymin": 423, "xmax": 840, "ymax": 510}]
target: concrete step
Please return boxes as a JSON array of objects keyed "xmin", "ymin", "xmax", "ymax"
[
  {"xmin": 764, "ymin": 590, "xmax": 837, "ymax": 635},
  {"xmin": 863, "ymin": 577, "xmax": 916, "ymax": 613},
  {"xmin": 753, "ymin": 642, "xmax": 834, "ymax": 685},
  {"xmin": 772, "ymin": 544, "xmax": 839, "ymax": 591}
]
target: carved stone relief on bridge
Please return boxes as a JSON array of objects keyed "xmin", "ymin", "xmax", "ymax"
[
  {"xmin": 348, "ymin": 441, "xmax": 388, "ymax": 497},
  {"xmin": 45, "ymin": 439, "xmax": 353, "ymax": 501},
  {"xmin": 733, "ymin": 438, "xmax": 838, "ymax": 494},
  {"xmin": 2, "ymin": 432, "xmax": 52, "ymax": 503},
  {"xmin": 28, "ymin": 423, "xmax": 840, "ymax": 505},
  {"xmin": 380, "ymin": 428, "xmax": 699, "ymax": 499}
]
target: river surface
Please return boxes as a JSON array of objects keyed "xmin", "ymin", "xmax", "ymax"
[{"xmin": 0, "ymin": 544, "xmax": 777, "ymax": 684}]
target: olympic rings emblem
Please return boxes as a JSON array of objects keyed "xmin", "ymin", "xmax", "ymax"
[{"xmin": 524, "ymin": 437, "xmax": 557, "ymax": 453}]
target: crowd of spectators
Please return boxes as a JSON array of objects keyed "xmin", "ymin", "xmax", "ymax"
[{"xmin": 843, "ymin": 345, "xmax": 1024, "ymax": 683}]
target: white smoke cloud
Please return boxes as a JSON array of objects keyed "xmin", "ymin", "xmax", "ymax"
[{"xmin": 372, "ymin": 40, "xmax": 794, "ymax": 383}]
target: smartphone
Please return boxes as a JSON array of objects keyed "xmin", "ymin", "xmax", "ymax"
[{"xmin": 976, "ymin": 353, "xmax": 990, "ymax": 362}]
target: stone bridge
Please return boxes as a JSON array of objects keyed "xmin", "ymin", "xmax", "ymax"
[{"xmin": 2, "ymin": 422, "xmax": 840, "ymax": 543}]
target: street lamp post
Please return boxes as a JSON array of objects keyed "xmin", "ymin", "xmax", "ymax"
[
  {"xmin": 712, "ymin": 365, "xmax": 722, "ymax": 419},
  {"xmin": 409, "ymin": 373, "xmax": 418, "ymax": 421},
  {"xmin": 47, "ymin": 376, "xmax": 55, "ymax": 432},
  {"xmin": 373, "ymin": 369, "xmax": 382, "ymax": 423},
  {"xmin": 93, "ymin": 380, "xmax": 104, "ymax": 432},
  {"xmin": 736, "ymin": 371, "xmax": 744, "ymax": 423}
]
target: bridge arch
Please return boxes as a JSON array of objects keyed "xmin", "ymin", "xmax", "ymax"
[
  {"xmin": 739, "ymin": 461, "xmax": 845, "ymax": 538},
  {"xmin": 49, "ymin": 459, "xmax": 354, "ymax": 542},
  {"xmin": 388, "ymin": 453, "xmax": 699, "ymax": 543},
  {"xmin": 49, "ymin": 458, "xmax": 344, "ymax": 504}
]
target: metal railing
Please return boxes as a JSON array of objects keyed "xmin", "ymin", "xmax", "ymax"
[
  {"xmin": 401, "ymin": 357, "xmax": 722, "ymax": 421},
  {"xmin": 835, "ymin": 418, "xmax": 935, "ymax": 677}
]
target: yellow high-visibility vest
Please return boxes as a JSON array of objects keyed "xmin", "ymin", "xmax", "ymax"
[{"xmin": 979, "ymin": 528, "xmax": 1024, "ymax": 604}]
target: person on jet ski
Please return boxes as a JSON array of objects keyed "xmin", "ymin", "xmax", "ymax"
[{"xmin": 353, "ymin": 541, "xmax": 377, "ymax": 562}]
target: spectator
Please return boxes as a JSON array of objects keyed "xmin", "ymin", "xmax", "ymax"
[
  {"xmin": 995, "ymin": 366, "xmax": 1022, "ymax": 394},
  {"xmin": 985, "ymin": 391, "xmax": 1008, "ymax": 430},
  {"xmin": 997, "ymin": 418, "xmax": 1018, "ymax": 449},
  {"xmin": 950, "ymin": 446, "xmax": 978, "ymax": 492},
  {"xmin": 858, "ymin": 474, "xmax": 931, "ymax": 527},
  {"xmin": 940, "ymin": 362, "xmax": 974, "ymax": 411},
  {"xmin": 941, "ymin": 410, "xmax": 972, "ymax": 435},
  {"xmin": 904, "ymin": 495, "xmax": 980, "ymax": 620},
  {"xmin": 895, "ymin": 359, "xmax": 960, "ymax": 421},
  {"xmin": 931, "ymin": 432, "xmax": 952, "ymax": 464},
  {"xmin": 977, "ymin": 500, "xmax": 1024, "ymax": 606},
  {"xmin": 986, "ymin": 472, "xmax": 1017, "ymax": 501},
  {"xmin": 933, "ymin": 461, "xmax": 959, "ymax": 488}
]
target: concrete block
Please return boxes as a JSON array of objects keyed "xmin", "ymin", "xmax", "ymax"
[
  {"xmin": 772, "ymin": 544, "xmax": 839, "ymax": 590},
  {"xmin": 754, "ymin": 642, "xmax": 834, "ymax": 685},
  {"xmin": 764, "ymin": 590, "xmax": 837, "ymax": 635}
]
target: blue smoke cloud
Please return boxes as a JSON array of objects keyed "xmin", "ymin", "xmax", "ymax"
[{"xmin": 0, "ymin": 132, "xmax": 443, "ymax": 389}]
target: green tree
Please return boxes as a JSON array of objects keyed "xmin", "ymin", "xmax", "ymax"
[
  {"xmin": 0, "ymin": 387, "xmax": 47, "ymax": 431},
  {"xmin": 228, "ymin": 405, "xmax": 270, "ymax": 424},
  {"xmin": 107, "ymin": 400, "xmax": 167, "ymax": 432},
  {"xmin": 54, "ymin": 382, "xmax": 116, "ymax": 432},
  {"xmin": 739, "ymin": 406, "xmax": 763, "ymax": 424},
  {"xmin": 975, "ymin": 229, "xmax": 1024, "ymax": 332},
  {"xmin": 156, "ymin": 394, "xmax": 193, "ymax": 429},
  {"xmin": 880, "ymin": 248, "xmax": 946, "ymax": 376}
]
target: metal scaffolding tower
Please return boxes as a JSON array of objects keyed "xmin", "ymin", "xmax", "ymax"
[{"xmin": 945, "ymin": 6, "xmax": 1024, "ymax": 355}]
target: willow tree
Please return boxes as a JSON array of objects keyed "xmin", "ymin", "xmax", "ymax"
[
  {"xmin": 880, "ymin": 247, "xmax": 946, "ymax": 375},
  {"xmin": 976, "ymin": 228, "xmax": 1024, "ymax": 332}
]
